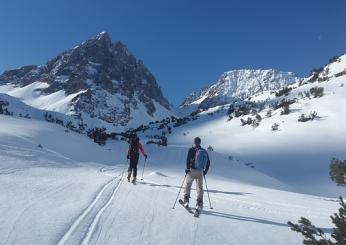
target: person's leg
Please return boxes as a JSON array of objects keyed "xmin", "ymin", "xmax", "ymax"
[
  {"xmin": 127, "ymin": 161, "xmax": 133, "ymax": 181},
  {"xmin": 132, "ymin": 154, "xmax": 139, "ymax": 180},
  {"xmin": 196, "ymin": 170, "xmax": 204, "ymax": 208},
  {"xmin": 183, "ymin": 172, "xmax": 194, "ymax": 204}
]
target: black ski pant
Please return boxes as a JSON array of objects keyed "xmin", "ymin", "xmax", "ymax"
[{"xmin": 128, "ymin": 154, "xmax": 139, "ymax": 178}]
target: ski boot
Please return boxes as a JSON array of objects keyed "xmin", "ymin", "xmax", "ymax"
[
  {"xmin": 196, "ymin": 198, "xmax": 203, "ymax": 211},
  {"xmin": 182, "ymin": 195, "xmax": 190, "ymax": 208},
  {"xmin": 194, "ymin": 198, "xmax": 203, "ymax": 217}
]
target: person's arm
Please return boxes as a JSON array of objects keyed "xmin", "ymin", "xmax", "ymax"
[
  {"xmin": 127, "ymin": 147, "xmax": 130, "ymax": 159},
  {"xmin": 204, "ymin": 153, "xmax": 210, "ymax": 175},
  {"xmin": 138, "ymin": 143, "xmax": 147, "ymax": 158}
]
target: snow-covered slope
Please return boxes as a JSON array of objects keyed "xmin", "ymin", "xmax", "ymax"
[
  {"xmin": 167, "ymin": 54, "xmax": 346, "ymax": 196},
  {"xmin": 180, "ymin": 69, "xmax": 301, "ymax": 112},
  {"xmin": 0, "ymin": 81, "xmax": 86, "ymax": 115},
  {"xmin": 0, "ymin": 32, "xmax": 173, "ymax": 131},
  {"xmin": 0, "ymin": 92, "xmax": 83, "ymax": 129},
  {"xmin": 0, "ymin": 114, "xmax": 339, "ymax": 245}
]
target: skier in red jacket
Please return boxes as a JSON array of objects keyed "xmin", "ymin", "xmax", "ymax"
[{"xmin": 127, "ymin": 137, "xmax": 147, "ymax": 183}]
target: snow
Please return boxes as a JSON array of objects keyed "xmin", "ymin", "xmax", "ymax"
[
  {"xmin": 0, "ymin": 81, "xmax": 49, "ymax": 95},
  {"xmin": 0, "ymin": 82, "xmax": 86, "ymax": 115},
  {"xmin": 29, "ymin": 90, "xmax": 86, "ymax": 115},
  {"xmin": 325, "ymin": 54, "xmax": 346, "ymax": 77},
  {"xmin": 0, "ymin": 114, "xmax": 340, "ymax": 244},
  {"xmin": 182, "ymin": 69, "xmax": 301, "ymax": 109},
  {"xmin": 55, "ymin": 75, "xmax": 70, "ymax": 83},
  {"xmin": 97, "ymin": 31, "xmax": 108, "ymax": 40}
]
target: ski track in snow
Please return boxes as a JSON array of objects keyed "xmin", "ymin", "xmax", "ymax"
[
  {"xmin": 57, "ymin": 168, "xmax": 125, "ymax": 245},
  {"xmin": 16, "ymin": 136, "xmax": 79, "ymax": 164}
]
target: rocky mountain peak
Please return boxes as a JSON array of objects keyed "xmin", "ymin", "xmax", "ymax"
[{"xmin": 0, "ymin": 32, "xmax": 172, "ymax": 129}]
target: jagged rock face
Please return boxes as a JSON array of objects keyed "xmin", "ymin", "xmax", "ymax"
[
  {"xmin": 181, "ymin": 69, "xmax": 301, "ymax": 109},
  {"xmin": 0, "ymin": 32, "xmax": 171, "ymax": 127}
]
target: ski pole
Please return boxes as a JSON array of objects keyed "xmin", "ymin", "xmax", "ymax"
[
  {"xmin": 204, "ymin": 175, "xmax": 213, "ymax": 209},
  {"xmin": 172, "ymin": 174, "xmax": 187, "ymax": 209},
  {"xmin": 140, "ymin": 158, "xmax": 147, "ymax": 181}
]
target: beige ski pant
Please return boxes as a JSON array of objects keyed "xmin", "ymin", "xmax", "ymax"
[{"xmin": 184, "ymin": 169, "xmax": 204, "ymax": 202}]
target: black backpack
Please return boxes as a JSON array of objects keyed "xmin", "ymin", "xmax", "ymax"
[{"xmin": 129, "ymin": 139, "xmax": 139, "ymax": 157}]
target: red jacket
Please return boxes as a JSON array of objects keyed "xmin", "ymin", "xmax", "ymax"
[{"xmin": 127, "ymin": 142, "xmax": 146, "ymax": 157}]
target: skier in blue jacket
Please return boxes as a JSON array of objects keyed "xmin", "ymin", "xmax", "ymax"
[{"xmin": 183, "ymin": 137, "xmax": 210, "ymax": 210}]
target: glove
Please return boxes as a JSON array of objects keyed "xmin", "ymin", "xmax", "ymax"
[
  {"xmin": 127, "ymin": 155, "xmax": 130, "ymax": 160},
  {"xmin": 144, "ymin": 154, "xmax": 148, "ymax": 160},
  {"xmin": 203, "ymin": 170, "xmax": 207, "ymax": 176},
  {"xmin": 185, "ymin": 169, "xmax": 190, "ymax": 175}
]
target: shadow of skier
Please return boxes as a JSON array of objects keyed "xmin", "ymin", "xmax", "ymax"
[
  {"xmin": 207, "ymin": 189, "xmax": 252, "ymax": 195},
  {"xmin": 202, "ymin": 210, "xmax": 288, "ymax": 227},
  {"xmin": 139, "ymin": 182, "xmax": 251, "ymax": 196}
]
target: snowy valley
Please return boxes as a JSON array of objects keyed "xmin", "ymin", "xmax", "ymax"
[{"xmin": 1, "ymin": 33, "xmax": 346, "ymax": 245}]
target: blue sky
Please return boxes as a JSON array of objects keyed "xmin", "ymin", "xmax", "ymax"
[{"xmin": 0, "ymin": 0, "xmax": 345, "ymax": 106}]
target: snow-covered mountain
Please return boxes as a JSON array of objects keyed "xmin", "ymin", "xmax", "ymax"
[
  {"xmin": 0, "ymin": 32, "xmax": 173, "ymax": 130},
  {"xmin": 180, "ymin": 69, "xmax": 301, "ymax": 111}
]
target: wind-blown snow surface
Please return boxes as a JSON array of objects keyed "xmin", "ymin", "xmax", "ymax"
[{"xmin": 0, "ymin": 115, "xmax": 339, "ymax": 245}]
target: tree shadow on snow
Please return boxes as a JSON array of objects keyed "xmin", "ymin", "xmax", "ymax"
[{"xmin": 202, "ymin": 211, "xmax": 333, "ymax": 233}]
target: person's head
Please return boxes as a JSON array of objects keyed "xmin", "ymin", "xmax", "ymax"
[
  {"xmin": 194, "ymin": 137, "xmax": 201, "ymax": 147},
  {"xmin": 129, "ymin": 136, "xmax": 138, "ymax": 145}
]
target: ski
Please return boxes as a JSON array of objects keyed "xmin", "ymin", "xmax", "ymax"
[{"xmin": 178, "ymin": 199, "xmax": 194, "ymax": 214}]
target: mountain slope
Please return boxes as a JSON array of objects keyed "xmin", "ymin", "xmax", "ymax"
[{"xmin": 0, "ymin": 32, "xmax": 173, "ymax": 130}]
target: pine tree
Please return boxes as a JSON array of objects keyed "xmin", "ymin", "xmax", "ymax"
[
  {"xmin": 330, "ymin": 197, "xmax": 346, "ymax": 243},
  {"xmin": 287, "ymin": 217, "xmax": 331, "ymax": 244},
  {"xmin": 287, "ymin": 158, "xmax": 346, "ymax": 244},
  {"xmin": 329, "ymin": 158, "xmax": 346, "ymax": 186}
]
